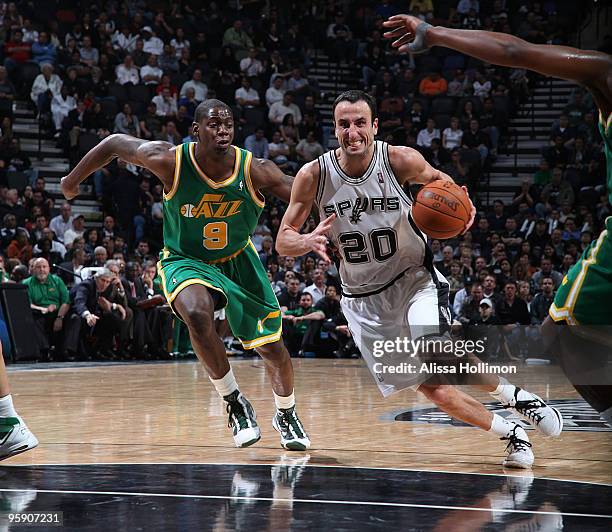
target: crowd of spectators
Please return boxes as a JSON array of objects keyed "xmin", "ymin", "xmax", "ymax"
[
  {"xmin": 0, "ymin": 199, "xmax": 173, "ymax": 361},
  {"xmin": 0, "ymin": 1, "xmax": 608, "ymax": 362}
]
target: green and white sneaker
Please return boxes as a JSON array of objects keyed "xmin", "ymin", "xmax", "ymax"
[
  {"xmin": 0, "ymin": 417, "xmax": 39, "ymax": 461},
  {"xmin": 225, "ymin": 391, "xmax": 261, "ymax": 448},
  {"xmin": 272, "ymin": 407, "xmax": 311, "ymax": 451}
]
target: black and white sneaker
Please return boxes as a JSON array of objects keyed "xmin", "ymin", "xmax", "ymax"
[
  {"xmin": 225, "ymin": 391, "xmax": 261, "ymax": 448},
  {"xmin": 502, "ymin": 425, "xmax": 534, "ymax": 469},
  {"xmin": 502, "ymin": 388, "xmax": 563, "ymax": 438},
  {"xmin": 272, "ymin": 407, "xmax": 311, "ymax": 451}
]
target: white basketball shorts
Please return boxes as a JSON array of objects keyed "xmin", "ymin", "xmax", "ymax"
[{"xmin": 341, "ymin": 266, "xmax": 451, "ymax": 397}]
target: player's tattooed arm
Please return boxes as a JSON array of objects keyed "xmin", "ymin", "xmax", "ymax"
[
  {"xmin": 388, "ymin": 145, "xmax": 454, "ymax": 186},
  {"xmin": 249, "ymin": 157, "xmax": 294, "ymax": 204},
  {"xmin": 61, "ymin": 134, "xmax": 176, "ymax": 200},
  {"xmin": 276, "ymin": 160, "xmax": 335, "ymax": 261}
]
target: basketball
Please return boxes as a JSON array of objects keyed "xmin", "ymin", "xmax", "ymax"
[
  {"xmin": 412, "ymin": 181, "xmax": 472, "ymax": 240},
  {"xmin": 181, "ymin": 204, "xmax": 196, "ymax": 217}
]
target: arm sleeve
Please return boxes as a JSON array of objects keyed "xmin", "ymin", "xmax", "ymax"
[{"xmin": 57, "ymin": 276, "xmax": 70, "ymax": 305}]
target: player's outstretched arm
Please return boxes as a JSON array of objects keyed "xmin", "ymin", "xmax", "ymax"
[
  {"xmin": 389, "ymin": 146, "xmax": 476, "ymax": 232},
  {"xmin": 383, "ymin": 15, "xmax": 612, "ymax": 115},
  {"xmin": 249, "ymin": 157, "xmax": 294, "ymax": 204},
  {"xmin": 276, "ymin": 160, "xmax": 335, "ymax": 261},
  {"xmin": 60, "ymin": 133, "xmax": 176, "ymax": 200},
  {"xmin": 388, "ymin": 145, "xmax": 454, "ymax": 186}
]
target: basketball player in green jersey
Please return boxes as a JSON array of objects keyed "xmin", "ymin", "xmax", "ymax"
[
  {"xmin": 383, "ymin": 14, "xmax": 612, "ymax": 424},
  {"xmin": 61, "ymin": 99, "xmax": 310, "ymax": 450}
]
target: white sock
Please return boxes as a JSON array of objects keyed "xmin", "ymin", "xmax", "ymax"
[
  {"xmin": 210, "ymin": 368, "xmax": 239, "ymax": 399},
  {"xmin": 488, "ymin": 413, "xmax": 515, "ymax": 438},
  {"xmin": 0, "ymin": 394, "xmax": 18, "ymax": 417},
  {"xmin": 274, "ymin": 390, "xmax": 295, "ymax": 410},
  {"xmin": 489, "ymin": 377, "xmax": 517, "ymax": 404}
]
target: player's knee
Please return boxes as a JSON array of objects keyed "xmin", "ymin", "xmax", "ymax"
[
  {"xmin": 257, "ymin": 340, "xmax": 289, "ymax": 363},
  {"xmin": 185, "ymin": 306, "xmax": 214, "ymax": 329},
  {"xmin": 181, "ymin": 302, "xmax": 215, "ymax": 336}
]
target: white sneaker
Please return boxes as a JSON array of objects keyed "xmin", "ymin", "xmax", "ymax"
[
  {"xmin": 271, "ymin": 453, "xmax": 311, "ymax": 488},
  {"xmin": 230, "ymin": 471, "xmax": 260, "ymax": 502},
  {"xmin": 272, "ymin": 407, "xmax": 311, "ymax": 451},
  {"xmin": 502, "ymin": 425, "xmax": 534, "ymax": 469},
  {"xmin": 488, "ymin": 472, "xmax": 534, "ymax": 522},
  {"xmin": 0, "ymin": 417, "xmax": 39, "ymax": 461},
  {"xmin": 502, "ymin": 388, "xmax": 563, "ymax": 437},
  {"xmin": 225, "ymin": 391, "xmax": 261, "ymax": 448}
]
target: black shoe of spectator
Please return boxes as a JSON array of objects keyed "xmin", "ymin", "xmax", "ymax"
[{"xmin": 97, "ymin": 349, "xmax": 117, "ymax": 361}]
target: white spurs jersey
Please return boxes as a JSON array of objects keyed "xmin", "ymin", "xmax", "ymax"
[{"xmin": 315, "ymin": 141, "xmax": 430, "ymax": 297}]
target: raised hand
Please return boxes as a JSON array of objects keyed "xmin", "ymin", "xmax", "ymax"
[{"xmin": 382, "ymin": 14, "xmax": 430, "ymax": 54}]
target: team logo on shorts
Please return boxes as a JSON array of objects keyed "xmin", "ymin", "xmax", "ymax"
[
  {"xmin": 385, "ymin": 399, "xmax": 611, "ymax": 432},
  {"xmin": 180, "ymin": 204, "xmax": 196, "ymax": 218}
]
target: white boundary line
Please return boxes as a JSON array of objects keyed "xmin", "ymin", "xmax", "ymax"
[
  {"xmin": 2, "ymin": 461, "xmax": 611, "ymax": 487},
  {"xmin": 0, "ymin": 488, "xmax": 609, "ymax": 519}
]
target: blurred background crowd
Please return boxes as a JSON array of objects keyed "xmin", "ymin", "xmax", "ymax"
[{"xmin": 0, "ymin": 0, "xmax": 609, "ymax": 362}]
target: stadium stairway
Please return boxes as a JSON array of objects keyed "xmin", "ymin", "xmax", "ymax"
[
  {"xmin": 14, "ymin": 74, "xmax": 574, "ymax": 217},
  {"xmin": 308, "ymin": 51, "xmax": 361, "ymax": 148},
  {"xmin": 307, "ymin": 53, "xmax": 576, "ymax": 210},
  {"xmin": 12, "ymin": 100, "xmax": 102, "ymax": 224},
  {"xmin": 479, "ymin": 79, "xmax": 576, "ymax": 206}
]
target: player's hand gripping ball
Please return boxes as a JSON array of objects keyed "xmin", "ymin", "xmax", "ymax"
[{"xmin": 412, "ymin": 181, "xmax": 472, "ymax": 239}]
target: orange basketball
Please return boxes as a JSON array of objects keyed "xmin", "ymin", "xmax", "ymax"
[{"xmin": 412, "ymin": 181, "xmax": 472, "ymax": 240}]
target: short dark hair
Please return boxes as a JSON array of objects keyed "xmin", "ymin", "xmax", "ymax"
[
  {"xmin": 194, "ymin": 99, "xmax": 233, "ymax": 123},
  {"xmin": 332, "ymin": 90, "xmax": 377, "ymax": 123}
]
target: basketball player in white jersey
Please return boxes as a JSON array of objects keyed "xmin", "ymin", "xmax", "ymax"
[{"xmin": 277, "ymin": 90, "xmax": 563, "ymax": 468}]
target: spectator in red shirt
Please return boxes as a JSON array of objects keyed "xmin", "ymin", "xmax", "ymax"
[
  {"xmin": 3, "ymin": 30, "xmax": 31, "ymax": 64},
  {"xmin": 3, "ymin": 29, "xmax": 32, "ymax": 85},
  {"xmin": 7, "ymin": 228, "xmax": 33, "ymax": 263},
  {"xmin": 418, "ymin": 71, "xmax": 448, "ymax": 98}
]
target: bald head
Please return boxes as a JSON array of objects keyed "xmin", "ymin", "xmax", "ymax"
[{"xmin": 32, "ymin": 258, "xmax": 50, "ymax": 281}]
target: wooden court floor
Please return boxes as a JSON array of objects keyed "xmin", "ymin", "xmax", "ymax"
[
  {"xmin": 5, "ymin": 358, "xmax": 611, "ymax": 484},
  {"xmin": 2, "ymin": 358, "xmax": 611, "ymax": 530}
]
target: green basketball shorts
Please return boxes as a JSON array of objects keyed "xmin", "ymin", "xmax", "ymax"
[
  {"xmin": 158, "ymin": 241, "xmax": 282, "ymax": 349},
  {"xmin": 550, "ymin": 217, "xmax": 612, "ymax": 325}
]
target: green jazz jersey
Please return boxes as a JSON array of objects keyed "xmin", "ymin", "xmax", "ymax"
[
  {"xmin": 162, "ymin": 142, "xmax": 265, "ymax": 262},
  {"xmin": 600, "ymin": 111, "xmax": 612, "ymax": 205}
]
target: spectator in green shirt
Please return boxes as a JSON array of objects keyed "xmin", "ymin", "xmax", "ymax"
[
  {"xmin": 22, "ymin": 257, "xmax": 70, "ymax": 360},
  {"xmin": 282, "ymin": 293, "xmax": 318, "ymax": 355},
  {"xmin": 222, "ymin": 20, "xmax": 254, "ymax": 60},
  {"xmin": 533, "ymin": 159, "xmax": 552, "ymax": 187}
]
